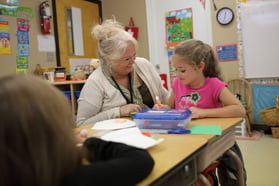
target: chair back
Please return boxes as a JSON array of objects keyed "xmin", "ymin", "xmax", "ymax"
[{"xmin": 227, "ymin": 78, "xmax": 253, "ymax": 114}]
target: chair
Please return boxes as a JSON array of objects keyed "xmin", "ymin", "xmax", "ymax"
[{"xmin": 227, "ymin": 78, "xmax": 253, "ymax": 137}]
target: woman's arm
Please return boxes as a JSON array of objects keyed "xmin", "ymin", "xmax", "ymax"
[
  {"xmin": 63, "ymin": 137, "xmax": 154, "ymax": 186},
  {"xmin": 135, "ymin": 58, "xmax": 169, "ymax": 105},
  {"xmin": 76, "ymin": 100, "xmax": 120, "ymax": 126}
]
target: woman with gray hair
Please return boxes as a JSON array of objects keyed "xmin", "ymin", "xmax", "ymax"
[{"xmin": 76, "ymin": 19, "xmax": 169, "ymax": 126}]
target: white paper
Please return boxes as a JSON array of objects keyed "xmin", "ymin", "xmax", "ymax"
[
  {"xmin": 101, "ymin": 127, "xmax": 164, "ymax": 149},
  {"xmin": 37, "ymin": 35, "xmax": 56, "ymax": 52},
  {"xmin": 92, "ymin": 119, "xmax": 136, "ymax": 130}
]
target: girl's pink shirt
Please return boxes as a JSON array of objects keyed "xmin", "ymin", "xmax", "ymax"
[{"xmin": 172, "ymin": 77, "xmax": 226, "ymax": 109}]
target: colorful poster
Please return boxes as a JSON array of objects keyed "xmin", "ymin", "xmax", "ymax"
[
  {"xmin": 16, "ymin": 56, "xmax": 28, "ymax": 69},
  {"xmin": 0, "ymin": 16, "xmax": 9, "ymax": 32},
  {"xmin": 165, "ymin": 8, "xmax": 193, "ymax": 49},
  {"xmin": 17, "ymin": 18, "xmax": 29, "ymax": 32},
  {"xmin": 7, "ymin": 0, "xmax": 19, "ymax": 5},
  {"xmin": 0, "ymin": 32, "xmax": 11, "ymax": 54},
  {"xmin": 0, "ymin": 3, "xmax": 33, "ymax": 20},
  {"xmin": 17, "ymin": 31, "xmax": 29, "ymax": 44},
  {"xmin": 18, "ymin": 43, "xmax": 30, "ymax": 56},
  {"xmin": 16, "ymin": 68, "xmax": 27, "ymax": 75}
]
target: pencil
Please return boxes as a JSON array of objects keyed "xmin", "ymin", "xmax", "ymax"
[{"xmin": 155, "ymin": 96, "xmax": 162, "ymax": 107}]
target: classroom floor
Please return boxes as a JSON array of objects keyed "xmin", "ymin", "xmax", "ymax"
[{"xmin": 236, "ymin": 133, "xmax": 279, "ymax": 186}]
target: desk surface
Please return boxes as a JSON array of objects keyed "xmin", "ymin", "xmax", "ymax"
[{"xmin": 74, "ymin": 117, "xmax": 243, "ymax": 185}]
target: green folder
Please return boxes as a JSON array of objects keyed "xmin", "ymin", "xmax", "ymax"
[{"xmin": 190, "ymin": 125, "xmax": 222, "ymax": 135}]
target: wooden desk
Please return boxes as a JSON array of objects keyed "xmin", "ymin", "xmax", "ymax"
[
  {"xmin": 75, "ymin": 117, "xmax": 243, "ymax": 186},
  {"xmin": 75, "ymin": 124, "xmax": 207, "ymax": 186},
  {"xmin": 190, "ymin": 117, "xmax": 244, "ymax": 186},
  {"xmin": 138, "ymin": 135, "xmax": 207, "ymax": 186}
]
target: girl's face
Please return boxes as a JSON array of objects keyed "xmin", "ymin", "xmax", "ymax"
[
  {"xmin": 172, "ymin": 54, "xmax": 204, "ymax": 88},
  {"xmin": 111, "ymin": 42, "xmax": 136, "ymax": 76}
]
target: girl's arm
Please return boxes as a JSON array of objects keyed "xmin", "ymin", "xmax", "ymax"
[{"xmin": 190, "ymin": 87, "xmax": 246, "ymax": 118}]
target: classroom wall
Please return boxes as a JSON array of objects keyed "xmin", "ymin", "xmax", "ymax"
[
  {"xmin": 102, "ymin": 0, "xmax": 240, "ymax": 82},
  {"xmin": 0, "ymin": 0, "xmax": 57, "ymax": 77},
  {"xmin": 145, "ymin": 0, "xmax": 213, "ymax": 87},
  {"xmin": 211, "ymin": 0, "xmax": 240, "ymax": 81},
  {"xmin": 102, "ymin": 0, "xmax": 149, "ymax": 60},
  {"xmin": 0, "ymin": 0, "xmax": 241, "ymax": 81}
]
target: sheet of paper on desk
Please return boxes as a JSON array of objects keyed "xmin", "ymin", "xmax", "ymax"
[
  {"xmin": 92, "ymin": 118, "xmax": 136, "ymax": 130},
  {"xmin": 101, "ymin": 127, "xmax": 164, "ymax": 149},
  {"xmin": 190, "ymin": 125, "xmax": 222, "ymax": 135}
]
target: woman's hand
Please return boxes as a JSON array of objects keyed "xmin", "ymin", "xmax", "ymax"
[{"xmin": 120, "ymin": 104, "xmax": 142, "ymax": 116}]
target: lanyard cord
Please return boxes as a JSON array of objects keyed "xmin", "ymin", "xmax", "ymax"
[{"xmin": 111, "ymin": 73, "xmax": 133, "ymax": 104}]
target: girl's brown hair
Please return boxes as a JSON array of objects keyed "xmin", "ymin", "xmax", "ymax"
[
  {"xmin": 0, "ymin": 75, "xmax": 80, "ymax": 186},
  {"xmin": 173, "ymin": 39, "xmax": 223, "ymax": 80}
]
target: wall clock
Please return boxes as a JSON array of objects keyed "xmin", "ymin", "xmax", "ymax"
[{"xmin": 216, "ymin": 7, "xmax": 234, "ymax": 25}]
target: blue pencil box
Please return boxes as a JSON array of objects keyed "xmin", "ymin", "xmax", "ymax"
[{"xmin": 133, "ymin": 109, "xmax": 192, "ymax": 130}]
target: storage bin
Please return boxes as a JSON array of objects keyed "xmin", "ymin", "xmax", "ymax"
[
  {"xmin": 271, "ymin": 127, "xmax": 279, "ymax": 138},
  {"xmin": 75, "ymin": 91, "xmax": 81, "ymax": 99},
  {"xmin": 260, "ymin": 95, "xmax": 279, "ymax": 126},
  {"xmin": 62, "ymin": 91, "xmax": 71, "ymax": 100},
  {"xmin": 134, "ymin": 109, "xmax": 192, "ymax": 130}
]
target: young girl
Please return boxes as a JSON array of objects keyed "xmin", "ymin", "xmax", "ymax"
[
  {"xmin": 158, "ymin": 39, "xmax": 245, "ymax": 118},
  {"xmin": 156, "ymin": 39, "xmax": 247, "ymax": 185}
]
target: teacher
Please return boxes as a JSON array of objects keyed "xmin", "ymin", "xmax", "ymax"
[{"xmin": 76, "ymin": 19, "xmax": 169, "ymax": 126}]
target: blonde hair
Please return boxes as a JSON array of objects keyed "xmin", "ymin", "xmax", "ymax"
[
  {"xmin": 0, "ymin": 75, "xmax": 80, "ymax": 186},
  {"xmin": 91, "ymin": 19, "xmax": 138, "ymax": 63},
  {"xmin": 173, "ymin": 39, "xmax": 223, "ymax": 80}
]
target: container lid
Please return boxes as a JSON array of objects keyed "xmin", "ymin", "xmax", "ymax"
[{"xmin": 134, "ymin": 109, "xmax": 191, "ymax": 120}]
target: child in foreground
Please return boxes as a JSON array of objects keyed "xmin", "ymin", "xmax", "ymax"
[
  {"xmin": 0, "ymin": 75, "xmax": 154, "ymax": 186},
  {"xmin": 155, "ymin": 39, "xmax": 247, "ymax": 185}
]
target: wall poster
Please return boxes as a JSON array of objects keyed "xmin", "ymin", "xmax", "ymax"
[
  {"xmin": 165, "ymin": 8, "xmax": 193, "ymax": 86},
  {"xmin": 165, "ymin": 8, "xmax": 193, "ymax": 49}
]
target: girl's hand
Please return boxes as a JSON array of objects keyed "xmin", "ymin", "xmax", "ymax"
[
  {"xmin": 189, "ymin": 107, "xmax": 204, "ymax": 119},
  {"xmin": 153, "ymin": 104, "xmax": 171, "ymax": 109},
  {"xmin": 75, "ymin": 129, "xmax": 88, "ymax": 145}
]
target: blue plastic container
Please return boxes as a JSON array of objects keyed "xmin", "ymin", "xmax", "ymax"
[
  {"xmin": 62, "ymin": 91, "xmax": 71, "ymax": 100},
  {"xmin": 75, "ymin": 91, "xmax": 81, "ymax": 99},
  {"xmin": 133, "ymin": 109, "xmax": 192, "ymax": 130}
]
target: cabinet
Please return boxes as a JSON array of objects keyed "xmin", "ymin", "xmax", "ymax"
[{"xmin": 52, "ymin": 80, "xmax": 86, "ymax": 115}]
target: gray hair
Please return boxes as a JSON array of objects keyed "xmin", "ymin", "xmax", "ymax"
[{"xmin": 91, "ymin": 19, "xmax": 138, "ymax": 64}]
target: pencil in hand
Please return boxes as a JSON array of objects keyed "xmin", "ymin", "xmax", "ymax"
[{"xmin": 155, "ymin": 96, "xmax": 162, "ymax": 108}]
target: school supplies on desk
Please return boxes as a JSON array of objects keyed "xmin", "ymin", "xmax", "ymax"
[
  {"xmin": 134, "ymin": 109, "xmax": 192, "ymax": 131},
  {"xmin": 190, "ymin": 125, "xmax": 222, "ymax": 135},
  {"xmin": 100, "ymin": 127, "xmax": 164, "ymax": 149},
  {"xmin": 141, "ymin": 128, "xmax": 191, "ymax": 134},
  {"xmin": 92, "ymin": 118, "xmax": 135, "ymax": 130}
]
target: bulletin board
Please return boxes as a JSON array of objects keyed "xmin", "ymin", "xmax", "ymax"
[{"xmin": 239, "ymin": 0, "xmax": 279, "ymax": 78}]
